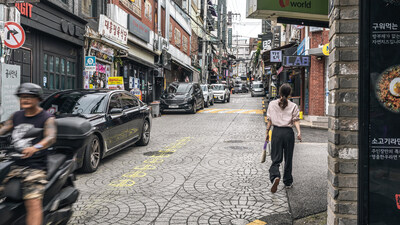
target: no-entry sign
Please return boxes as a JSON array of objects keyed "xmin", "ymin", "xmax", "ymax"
[{"xmin": 3, "ymin": 22, "xmax": 25, "ymax": 49}]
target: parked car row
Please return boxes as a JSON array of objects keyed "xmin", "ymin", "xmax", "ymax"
[
  {"xmin": 35, "ymin": 82, "xmax": 232, "ymax": 173},
  {"xmin": 159, "ymin": 82, "xmax": 230, "ymax": 114}
]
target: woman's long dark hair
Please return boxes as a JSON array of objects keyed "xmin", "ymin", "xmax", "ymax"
[{"xmin": 278, "ymin": 83, "xmax": 292, "ymax": 109}]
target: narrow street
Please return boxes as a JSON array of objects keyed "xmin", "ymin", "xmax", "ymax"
[{"xmin": 69, "ymin": 94, "xmax": 327, "ymax": 225}]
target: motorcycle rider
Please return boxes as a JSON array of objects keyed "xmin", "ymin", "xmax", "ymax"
[{"xmin": 0, "ymin": 83, "xmax": 56, "ymax": 225}]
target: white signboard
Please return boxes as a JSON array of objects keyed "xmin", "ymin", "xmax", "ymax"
[
  {"xmin": 99, "ymin": 14, "xmax": 128, "ymax": 46},
  {"xmin": 0, "ymin": 63, "xmax": 20, "ymax": 122},
  {"xmin": 270, "ymin": 50, "xmax": 282, "ymax": 62},
  {"xmin": 263, "ymin": 40, "xmax": 272, "ymax": 51}
]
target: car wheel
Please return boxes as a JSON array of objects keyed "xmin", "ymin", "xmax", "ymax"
[
  {"xmin": 137, "ymin": 119, "xmax": 151, "ymax": 146},
  {"xmin": 211, "ymin": 98, "xmax": 214, "ymax": 105},
  {"xmin": 81, "ymin": 135, "xmax": 101, "ymax": 173},
  {"xmin": 191, "ymin": 101, "xmax": 197, "ymax": 114}
]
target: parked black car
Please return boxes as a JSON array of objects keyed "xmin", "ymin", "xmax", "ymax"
[
  {"xmin": 160, "ymin": 82, "xmax": 205, "ymax": 114},
  {"xmin": 41, "ymin": 89, "xmax": 152, "ymax": 172}
]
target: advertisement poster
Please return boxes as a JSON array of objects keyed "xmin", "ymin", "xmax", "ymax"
[
  {"xmin": 108, "ymin": 77, "xmax": 124, "ymax": 90},
  {"xmin": 361, "ymin": 1, "xmax": 400, "ymax": 224},
  {"xmin": 84, "ymin": 63, "xmax": 111, "ymax": 89},
  {"xmin": 0, "ymin": 64, "xmax": 20, "ymax": 122}
]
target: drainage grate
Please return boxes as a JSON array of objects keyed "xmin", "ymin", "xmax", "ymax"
[
  {"xmin": 143, "ymin": 151, "xmax": 174, "ymax": 156},
  {"xmin": 226, "ymin": 146, "xmax": 249, "ymax": 150},
  {"xmin": 224, "ymin": 140, "xmax": 244, "ymax": 143}
]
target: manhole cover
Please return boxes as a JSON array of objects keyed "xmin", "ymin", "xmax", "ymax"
[
  {"xmin": 224, "ymin": 140, "xmax": 244, "ymax": 143},
  {"xmin": 143, "ymin": 151, "xmax": 174, "ymax": 156},
  {"xmin": 226, "ymin": 146, "xmax": 249, "ymax": 150},
  {"xmin": 230, "ymin": 218, "xmax": 249, "ymax": 225}
]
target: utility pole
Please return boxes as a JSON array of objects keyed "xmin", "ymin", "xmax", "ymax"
[{"xmin": 201, "ymin": 0, "xmax": 208, "ymax": 83}]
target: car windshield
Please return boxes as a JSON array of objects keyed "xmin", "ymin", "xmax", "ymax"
[
  {"xmin": 212, "ymin": 85, "xmax": 225, "ymax": 91},
  {"xmin": 253, "ymin": 84, "xmax": 263, "ymax": 88},
  {"xmin": 201, "ymin": 85, "xmax": 207, "ymax": 92},
  {"xmin": 41, "ymin": 92, "xmax": 108, "ymax": 115},
  {"xmin": 167, "ymin": 83, "xmax": 192, "ymax": 94}
]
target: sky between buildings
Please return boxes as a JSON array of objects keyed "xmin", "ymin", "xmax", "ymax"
[{"xmin": 226, "ymin": 0, "xmax": 262, "ymax": 39}]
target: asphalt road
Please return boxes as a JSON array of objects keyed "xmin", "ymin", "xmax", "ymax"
[{"xmin": 69, "ymin": 93, "xmax": 328, "ymax": 225}]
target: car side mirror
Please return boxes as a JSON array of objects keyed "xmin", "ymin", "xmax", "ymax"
[{"xmin": 109, "ymin": 108, "xmax": 123, "ymax": 114}]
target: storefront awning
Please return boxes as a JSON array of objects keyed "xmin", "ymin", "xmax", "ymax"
[
  {"xmin": 124, "ymin": 42, "xmax": 156, "ymax": 68},
  {"xmin": 172, "ymin": 59, "xmax": 197, "ymax": 74},
  {"xmin": 247, "ymin": 0, "xmax": 329, "ymax": 27},
  {"xmin": 100, "ymin": 37, "xmax": 129, "ymax": 51}
]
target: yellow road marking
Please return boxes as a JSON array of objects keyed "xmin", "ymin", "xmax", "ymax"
[
  {"xmin": 242, "ymin": 110, "xmax": 263, "ymax": 114},
  {"xmin": 247, "ymin": 220, "xmax": 267, "ymax": 225},
  {"xmin": 198, "ymin": 108, "xmax": 263, "ymax": 115}
]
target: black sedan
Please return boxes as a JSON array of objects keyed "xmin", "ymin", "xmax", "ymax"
[{"xmin": 41, "ymin": 89, "xmax": 151, "ymax": 173}]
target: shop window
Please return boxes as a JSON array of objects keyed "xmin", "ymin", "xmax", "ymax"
[
  {"xmin": 169, "ymin": 23, "xmax": 173, "ymax": 42},
  {"xmin": 43, "ymin": 52, "xmax": 76, "ymax": 91},
  {"xmin": 182, "ymin": 35, "xmax": 188, "ymax": 53},
  {"xmin": 174, "ymin": 28, "xmax": 181, "ymax": 48},
  {"xmin": 145, "ymin": 1, "xmax": 152, "ymax": 21}
]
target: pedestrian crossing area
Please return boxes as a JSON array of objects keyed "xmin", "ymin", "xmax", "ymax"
[{"xmin": 197, "ymin": 108, "xmax": 264, "ymax": 115}]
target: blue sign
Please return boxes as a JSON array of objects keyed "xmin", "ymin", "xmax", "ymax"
[
  {"xmin": 85, "ymin": 56, "xmax": 96, "ymax": 67},
  {"xmin": 297, "ymin": 38, "xmax": 306, "ymax": 55}
]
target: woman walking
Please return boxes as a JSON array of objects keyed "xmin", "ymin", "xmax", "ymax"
[{"xmin": 266, "ymin": 83, "xmax": 302, "ymax": 193}]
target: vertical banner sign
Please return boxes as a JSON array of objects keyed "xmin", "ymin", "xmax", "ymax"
[
  {"xmin": 273, "ymin": 26, "xmax": 281, "ymax": 48},
  {"xmin": 0, "ymin": 64, "xmax": 20, "ymax": 122},
  {"xmin": 360, "ymin": 1, "xmax": 400, "ymax": 224},
  {"xmin": 261, "ymin": 33, "xmax": 273, "ymax": 51},
  {"xmin": 228, "ymin": 28, "xmax": 232, "ymax": 48}
]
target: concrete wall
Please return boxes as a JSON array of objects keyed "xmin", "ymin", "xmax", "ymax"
[{"xmin": 327, "ymin": 0, "xmax": 359, "ymax": 224}]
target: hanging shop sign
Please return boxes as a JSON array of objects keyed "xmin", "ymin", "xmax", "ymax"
[
  {"xmin": 360, "ymin": 1, "xmax": 400, "ymax": 224},
  {"xmin": 260, "ymin": 33, "xmax": 273, "ymax": 51},
  {"xmin": 273, "ymin": 26, "xmax": 281, "ymax": 48},
  {"xmin": 283, "ymin": 56, "xmax": 310, "ymax": 67},
  {"xmin": 128, "ymin": 14, "xmax": 150, "ymax": 43},
  {"xmin": 3, "ymin": 21, "xmax": 25, "ymax": 49},
  {"xmin": 0, "ymin": 63, "xmax": 20, "ymax": 122},
  {"xmin": 99, "ymin": 14, "xmax": 128, "ymax": 46},
  {"xmin": 108, "ymin": 76, "xmax": 124, "ymax": 90},
  {"xmin": 322, "ymin": 43, "xmax": 329, "ymax": 56},
  {"xmin": 270, "ymin": 50, "xmax": 282, "ymax": 62}
]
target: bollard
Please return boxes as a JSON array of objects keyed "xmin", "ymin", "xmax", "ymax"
[{"xmin": 299, "ymin": 111, "xmax": 303, "ymax": 120}]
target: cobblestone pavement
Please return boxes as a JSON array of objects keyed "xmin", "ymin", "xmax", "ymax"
[{"xmin": 69, "ymin": 94, "xmax": 324, "ymax": 225}]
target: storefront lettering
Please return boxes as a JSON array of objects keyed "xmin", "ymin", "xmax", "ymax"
[
  {"xmin": 99, "ymin": 15, "xmax": 128, "ymax": 45},
  {"xmin": 128, "ymin": 15, "xmax": 150, "ymax": 43},
  {"xmin": 15, "ymin": 3, "xmax": 33, "ymax": 18},
  {"xmin": 283, "ymin": 56, "xmax": 310, "ymax": 67}
]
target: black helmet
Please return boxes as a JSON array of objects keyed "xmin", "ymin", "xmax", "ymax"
[{"xmin": 15, "ymin": 83, "xmax": 44, "ymax": 100}]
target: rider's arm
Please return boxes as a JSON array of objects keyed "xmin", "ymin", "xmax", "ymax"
[
  {"xmin": 0, "ymin": 115, "xmax": 13, "ymax": 135},
  {"xmin": 22, "ymin": 117, "xmax": 57, "ymax": 158}
]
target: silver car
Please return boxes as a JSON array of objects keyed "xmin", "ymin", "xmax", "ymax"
[
  {"xmin": 201, "ymin": 84, "xmax": 214, "ymax": 107},
  {"xmin": 251, "ymin": 82, "xmax": 265, "ymax": 97},
  {"xmin": 211, "ymin": 84, "xmax": 230, "ymax": 103}
]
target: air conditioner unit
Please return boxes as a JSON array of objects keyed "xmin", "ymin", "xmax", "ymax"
[
  {"xmin": 162, "ymin": 38, "xmax": 170, "ymax": 50},
  {"xmin": 153, "ymin": 37, "xmax": 162, "ymax": 55}
]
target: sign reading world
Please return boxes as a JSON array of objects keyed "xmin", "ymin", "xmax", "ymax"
[
  {"xmin": 283, "ymin": 56, "xmax": 310, "ymax": 67},
  {"xmin": 128, "ymin": 14, "xmax": 150, "ymax": 43}
]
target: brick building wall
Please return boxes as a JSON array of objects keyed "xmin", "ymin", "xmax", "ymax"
[
  {"xmin": 308, "ymin": 30, "xmax": 330, "ymax": 116},
  {"xmin": 112, "ymin": 0, "xmax": 156, "ymax": 31},
  {"xmin": 169, "ymin": 17, "xmax": 190, "ymax": 56},
  {"xmin": 327, "ymin": 0, "xmax": 359, "ymax": 224},
  {"xmin": 191, "ymin": 31, "xmax": 199, "ymax": 60}
]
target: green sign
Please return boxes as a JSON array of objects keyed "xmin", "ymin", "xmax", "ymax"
[{"xmin": 257, "ymin": 0, "xmax": 328, "ymax": 15}]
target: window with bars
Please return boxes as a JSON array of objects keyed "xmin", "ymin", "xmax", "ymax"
[{"xmin": 43, "ymin": 53, "xmax": 76, "ymax": 91}]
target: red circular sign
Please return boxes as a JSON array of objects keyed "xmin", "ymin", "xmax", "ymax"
[{"xmin": 4, "ymin": 22, "xmax": 26, "ymax": 49}]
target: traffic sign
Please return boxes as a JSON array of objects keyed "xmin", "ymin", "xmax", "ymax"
[{"xmin": 3, "ymin": 22, "xmax": 25, "ymax": 49}]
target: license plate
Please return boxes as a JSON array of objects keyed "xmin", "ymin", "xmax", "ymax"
[{"xmin": 169, "ymin": 105, "xmax": 179, "ymax": 108}]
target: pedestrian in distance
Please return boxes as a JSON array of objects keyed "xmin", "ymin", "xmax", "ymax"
[{"xmin": 265, "ymin": 83, "xmax": 302, "ymax": 193}]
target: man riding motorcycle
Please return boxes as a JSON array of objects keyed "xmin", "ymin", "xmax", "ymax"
[{"xmin": 0, "ymin": 83, "xmax": 56, "ymax": 225}]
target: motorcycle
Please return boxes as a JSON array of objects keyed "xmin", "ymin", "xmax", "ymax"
[{"xmin": 0, "ymin": 117, "xmax": 93, "ymax": 225}]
